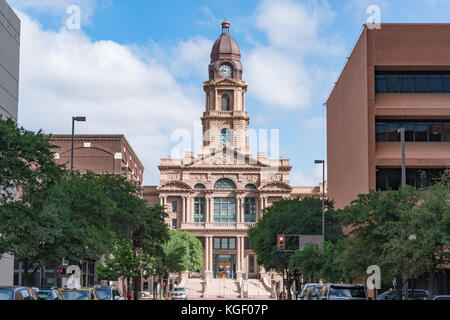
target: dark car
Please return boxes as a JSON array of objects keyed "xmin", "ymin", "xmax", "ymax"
[
  {"xmin": 0, "ymin": 286, "xmax": 38, "ymax": 300},
  {"xmin": 36, "ymin": 288, "xmax": 65, "ymax": 300},
  {"xmin": 318, "ymin": 284, "xmax": 367, "ymax": 300},
  {"xmin": 433, "ymin": 296, "xmax": 450, "ymax": 300},
  {"xmin": 298, "ymin": 284, "xmax": 323, "ymax": 300},
  {"xmin": 94, "ymin": 286, "xmax": 124, "ymax": 301},
  {"xmin": 376, "ymin": 289, "xmax": 430, "ymax": 300}
]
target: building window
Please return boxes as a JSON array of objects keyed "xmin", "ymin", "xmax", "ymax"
[
  {"xmin": 221, "ymin": 94, "xmax": 231, "ymax": 111},
  {"xmin": 244, "ymin": 238, "xmax": 252, "ymax": 250},
  {"xmin": 213, "ymin": 237, "xmax": 236, "ymax": 250},
  {"xmin": 172, "ymin": 219, "xmax": 177, "ymax": 229},
  {"xmin": 214, "ymin": 198, "xmax": 236, "ymax": 222},
  {"xmin": 214, "ymin": 178, "xmax": 236, "ymax": 190},
  {"xmin": 244, "ymin": 184, "xmax": 257, "ymax": 190},
  {"xmin": 375, "ymin": 71, "xmax": 450, "ymax": 94},
  {"xmin": 194, "ymin": 183, "xmax": 206, "ymax": 190},
  {"xmin": 171, "ymin": 201, "xmax": 178, "ymax": 212},
  {"xmin": 220, "ymin": 129, "xmax": 233, "ymax": 145},
  {"xmin": 248, "ymin": 255, "xmax": 255, "ymax": 273},
  {"xmin": 197, "ymin": 237, "xmax": 205, "ymax": 249},
  {"xmin": 244, "ymin": 198, "xmax": 256, "ymax": 222},
  {"xmin": 376, "ymin": 121, "xmax": 450, "ymax": 142},
  {"xmin": 376, "ymin": 168, "xmax": 446, "ymax": 191},
  {"xmin": 194, "ymin": 197, "xmax": 205, "ymax": 222}
]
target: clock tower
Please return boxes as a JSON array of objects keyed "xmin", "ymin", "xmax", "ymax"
[{"xmin": 201, "ymin": 21, "xmax": 250, "ymax": 154}]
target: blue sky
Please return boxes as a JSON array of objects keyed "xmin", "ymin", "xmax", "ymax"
[{"xmin": 9, "ymin": 0, "xmax": 450, "ymax": 186}]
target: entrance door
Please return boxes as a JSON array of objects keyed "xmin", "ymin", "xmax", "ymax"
[{"xmin": 218, "ymin": 262, "xmax": 232, "ymax": 279}]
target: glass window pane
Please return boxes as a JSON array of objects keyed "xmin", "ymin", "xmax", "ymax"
[
  {"xmin": 387, "ymin": 74, "xmax": 400, "ymax": 93},
  {"xmin": 386, "ymin": 123, "xmax": 400, "ymax": 141},
  {"xmin": 403, "ymin": 123, "xmax": 415, "ymax": 142},
  {"xmin": 387, "ymin": 170, "xmax": 401, "ymax": 191},
  {"xmin": 429, "ymin": 75, "xmax": 442, "ymax": 93},
  {"xmin": 443, "ymin": 75, "xmax": 450, "ymax": 92},
  {"xmin": 442, "ymin": 123, "xmax": 450, "ymax": 142},
  {"xmin": 375, "ymin": 74, "xmax": 386, "ymax": 93},
  {"xmin": 376, "ymin": 122, "xmax": 386, "ymax": 142},
  {"xmin": 415, "ymin": 74, "xmax": 428, "ymax": 93},
  {"xmin": 229, "ymin": 238, "xmax": 236, "ymax": 250},
  {"xmin": 214, "ymin": 238, "xmax": 221, "ymax": 249},
  {"xmin": 415, "ymin": 123, "xmax": 429, "ymax": 142},
  {"xmin": 429, "ymin": 123, "xmax": 443, "ymax": 142},
  {"xmin": 401, "ymin": 75, "xmax": 414, "ymax": 93}
]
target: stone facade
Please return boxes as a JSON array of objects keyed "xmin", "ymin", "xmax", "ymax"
[{"xmin": 144, "ymin": 22, "xmax": 323, "ymax": 281}]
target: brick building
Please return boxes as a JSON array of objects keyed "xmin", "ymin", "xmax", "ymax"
[{"xmin": 327, "ymin": 24, "xmax": 450, "ymax": 294}]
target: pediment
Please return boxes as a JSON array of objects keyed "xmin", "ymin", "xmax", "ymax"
[
  {"xmin": 205, "ymin": 77, "xmax": 247, "ymax": 88},
  {"xmin": 158, "ymin": 181, "xmax": 192, "ymax": 191},
  {"xmin": 186, "ymin": 146, "xmax": 267, "ymax": 168},
  {"xmin": 259, "ymin": 182, "xmax": 293, "ymax": 192}
]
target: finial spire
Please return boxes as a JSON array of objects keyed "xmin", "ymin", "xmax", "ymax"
[{"xmin": 222, "ymin": 20, "xmax": 230, "ymax": 34}]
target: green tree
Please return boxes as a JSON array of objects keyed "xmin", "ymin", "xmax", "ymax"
[
  {"xmin": 248, "ymin": 197, "xmax": 343, "ymax": 300},
  {"xmin": 289, "ymin": 243, "xmax": 322, "ymax": 283},
  {"xmin": 96, "ymin": 238, "xmax": 140, "ymax": 296},
  {"xmin": 148, "ymin": 229, "xmax": 203, "ymax": 298}
]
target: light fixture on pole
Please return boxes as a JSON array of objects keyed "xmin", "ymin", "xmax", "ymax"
[
  {"xmin": 398, "ymin": 127, "xmax": 406, "ymax": 188},
  {"xmin": 71, "ymin": 116, "xmax": 86, "ymax": 172},
  {"xmin": 315, "ymin": 160, "xmax": 325, "ymax": 238}
]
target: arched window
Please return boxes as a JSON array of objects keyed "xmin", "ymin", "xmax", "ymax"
[
  {"xmin": 244, "ymin": 184, "xmax": 257, "ymax": 190},
  {"xmin": 194, "ymin": 183, "xmax": 206, "ymax": 190},
  {"xmin": 221, "ymin": 94, "xmax": 231, "ymax": 111},
  {"xmin": 220, "ymin": 129, "xmax": 232, "ymax": 145},
  {"xmin": 214, "ymin": 178, "xmax": 237, "ymax": 190}
]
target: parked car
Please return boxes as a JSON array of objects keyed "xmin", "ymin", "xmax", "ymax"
[
  {"xmin": 376, "ymin": 289, "xmax": 430, "ymax": 300},
  {"xmin": 297, "ymin": 284, "xmax": 323, "ymax": 300},
  {"xmin": 36, "ymin": 287, "xmax": 65, "ymax": 300},
  {"xmin": 318, "ymin": 284, "xmax": 367, "ymax": 300},
  {"xmin": 0, "ymin": 286, "xmax": 38, "ymax": 300},
  {"xmin": 304, "ymin": 284, "xmax": 323, "ymax": 300},
  {"xmin": 59, "ymin": 287, "xmax": 100, "ymax": 300},
  {"xmin": 433, "ymin": 296, "xmax": 450, "ymax": 300},
  {"xmin": 171, "ymin": 287, "xmax": 188, "ymax": 300},
  {"xmin": 94, "ymin": 285, "xmax": 124, "ymax": 300}
]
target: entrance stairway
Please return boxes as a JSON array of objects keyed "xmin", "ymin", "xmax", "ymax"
[
  {"xmin": 207, "ymin": 278, "xmax": 241, "ymax": 298},
  {"xmin": 245, "ymin": 279, "xmax": 273, "ymax": 299},
  {"xmin": 182, "ymin": 278, "xmax": 205, "ymax": 299}
]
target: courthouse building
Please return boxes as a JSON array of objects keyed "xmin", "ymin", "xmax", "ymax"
[{"xmin": 144, "ymin": 21, "xmax": 323, "ymax": 281}]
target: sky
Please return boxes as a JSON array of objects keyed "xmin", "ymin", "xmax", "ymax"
[{"xmin": 8, "ymin": 0, "xmax": 450, "ymax": 186}]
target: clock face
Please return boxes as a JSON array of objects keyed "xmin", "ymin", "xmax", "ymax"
[{"xmin": 218, "ymin": 64, "xmax": 232, "ymax": 78}]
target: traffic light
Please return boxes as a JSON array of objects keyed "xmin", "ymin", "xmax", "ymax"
[
  {"xmin": 58, "ymin": 265, "xmax": 67, "ymax": 277},
  {"xmin": 277, "ymin": 235, "xmax": 285, "ymax": 251}
]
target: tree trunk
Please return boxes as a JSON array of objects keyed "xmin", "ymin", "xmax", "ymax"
[
  {"xmin": 394, "ymin": 275, "xmax": 402, "ymax": 300},
  {"xmin": 402, "ymin": 275, "xmax": 409, "ymax": 300},
  {"xmin": 428, "ymin": 271, "xmax": 434, "ymax": 297}
]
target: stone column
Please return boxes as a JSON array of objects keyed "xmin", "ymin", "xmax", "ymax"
[
  {"xmin": 237, "ymin": 197, "xmax": 242, "ymax": 223},
  {"xmin": 209, "ymin": 197, "xmax": 214, "ymax": 223},
  {"xmin": 182, "ymin": 196, "xmax": 186, "ymax": 223},
  {"xmin": 236, "ymin": 236, "xmax": 241, "ymax": 275}
]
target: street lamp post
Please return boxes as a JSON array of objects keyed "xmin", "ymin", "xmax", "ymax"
[
  {"xmin": 71, "ymin": 116, "xmax": 86, "ymax": 172},
  {"xmin": 315, "ymin": 160, "xmax": 325, "ymax": 238},
  {"xmin": 398, "ymin": 127, "xmax": 406, "ymax": 188}
]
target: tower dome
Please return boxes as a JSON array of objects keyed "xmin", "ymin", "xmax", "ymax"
[
  {"xmin": 208, "ymin": 21, "xmax": 243, "ymax": 80},
  {"xmin": 210, "ymin": 20, "xmax": 241, "ymax": 63}
]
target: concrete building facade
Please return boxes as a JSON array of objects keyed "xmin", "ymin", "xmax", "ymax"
[
  {"xmin": 0, "ymin": 0, "xmax": 19, "ymax": 286},
  {"xmin": 327, "ymin": 24, "xmax": 450, "ymax": 210},
  {"xmin": 0, "ymin": 0, "xmax": 20, "ymax": 121}
]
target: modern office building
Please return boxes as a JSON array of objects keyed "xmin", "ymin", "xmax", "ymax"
[
  {"xmin": 144, "ymin": 21, "xmax": 324, "ymax": 289},
  {"xmin": 327, "ymin": 24, "xmax": 450, "ymax": 294},
  {"xmin": 0, "ymin": 0, "xmax": 20, "ymax": 287},
  {"xmin": 0, "ymin": 0, "xmax": 20, "ymax": 121},
  {"xmin": 327, "ymin": 24, "xmax": 450, "ymax": 210}
]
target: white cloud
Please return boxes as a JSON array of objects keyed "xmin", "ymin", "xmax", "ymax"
[
  {"xmin": 244, "ymin": 0, "xmax": 344, "ymax": 110},
  {"xmin": 291, "ymin": 164, "xmax": 327, "ymax": 187},
  {"xmin": 16, "ymin": 12, "xmax": 202, "ymax": 185}
]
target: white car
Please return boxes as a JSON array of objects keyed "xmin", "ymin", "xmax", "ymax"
[{"xmin": 171, "ymin": 287, "xmax": 188, "ymax": 300}]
